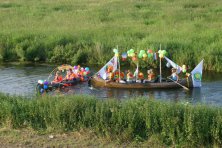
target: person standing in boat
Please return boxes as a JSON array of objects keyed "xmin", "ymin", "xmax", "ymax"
[{"xmin": 169, "ymin": 68, "xmax": 179, "ymax": 81}]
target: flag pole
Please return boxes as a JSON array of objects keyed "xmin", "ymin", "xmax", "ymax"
[
  {"xmin": 136, "ymin": 62, "xmax": 139, "ymax": 81},
  {"xmin": 159, "ymin": 44, "xmax": 162, "ymax": 83},
  {"xmin": 117, "ymin": 46, "xmax": 121, "ymax": 82}
]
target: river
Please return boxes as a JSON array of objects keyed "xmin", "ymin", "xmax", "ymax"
[{"xmin": 0, "ymin": 63, "xmax": 222, "ymax": 105}]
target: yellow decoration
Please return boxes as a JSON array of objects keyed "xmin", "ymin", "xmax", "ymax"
[
  {"xmin": 159, "ymin": 53, "xmax": 164, "ymax": 58},
  {"xmin": 142, "ymin": 53, "xmax": 147, "ymax": 58},
  {"xmin": 182, "ymin": 65, "xmax": 186, "ymax": 69}
]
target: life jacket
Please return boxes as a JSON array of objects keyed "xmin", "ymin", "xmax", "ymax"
[
  {"xmin": 127, "ymin": 72, "xmax": 133, "ymax": 81},
  {"xmin": 58, "ymin": 76, "xmax": 63, "ymax": 81},
  {"xmin": 66, "ymin": 72, "xmax": 75, "ymax": 80},
  {"xmin": 171, "ymin": 73, "xmax": 178, "ymax": 81},
  {"xmin": 148, "ymin": 73, "xmax": 155, "ymax": 80},
  {"xmin": 114, "ymin": 71, "xmax": 124, "ymax": 79},
  {"xmin": 54, "ymin": 75, "xmax": 63, "ymax": 82},
  {"xmin": 138, "ymin": 73, "xmax": 144, "ymax": 80},
  {"xmin": 79, "ymin": 71, "xmax": 84, "ymax": 77},
  {"xmin": 80, "ymin": 76, "xmax": 84, "ymax": 81},
  {"xmin": 70, "ymin": 73, "xmax": 77, "ymax": 79}
]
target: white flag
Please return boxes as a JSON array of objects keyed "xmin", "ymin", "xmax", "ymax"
[
  {"xmin": 102, "ymin": 73, "xmax": 107, "ymax": 80},
  {"xmin": 191, "ymin": 60, "xmax": 203, "ymax": 87},
  {"xmin": 97, "ymin": 56, "xmax": 118, "ymax": 80},
  {"xmin": 164, "ymin": 56, "xmax": 182, "ymax": 74}
]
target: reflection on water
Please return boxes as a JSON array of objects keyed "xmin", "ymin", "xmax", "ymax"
[{"xmin": 0, "ymin": 64, "xmax": 222, "ymax": 106}]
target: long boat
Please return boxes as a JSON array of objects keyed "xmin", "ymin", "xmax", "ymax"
[
  {"xmin": 90, "ymin": 75, "xmax": 193, "ymax": 89},
  {"xmin": 91, "ymin": 55, "xmax": 203, "ymax": 89}
]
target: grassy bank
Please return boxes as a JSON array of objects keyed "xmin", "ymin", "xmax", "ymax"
[
  {"xmin": 0, "ymin": 128, "xmax": 163, "ymax": 147},
  {"xmin": 0, "ymin": 0, "xmax": 222, "ymax": 71},
  {"xmin": 0, "ymin": 93, "xmax": 221, "ymax": 147}
]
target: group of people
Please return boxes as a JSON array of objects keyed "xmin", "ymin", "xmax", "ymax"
[
  {"xmin": 127, "ymin": 69, "xmax": 156, "ymax": 83},
  {"xmin": 52, "ymin": 66, "xmax": 90, "ymax": 84},
  {"xmin": 105, "ymin": 67, "xmax": 186, "ymax": 83},
  {"xmin": 105, "ymin": 68, "xmax": 156, "ymax": 83},
  {"xmin": 51, "ymin": 65, "xmax": 186, "ymax": 84}
]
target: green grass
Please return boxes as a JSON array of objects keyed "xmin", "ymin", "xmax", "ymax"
[
  {"xmin": 0, "ymin": 0, "xmax": 222, "ymax": 71},
  {"xmin": 0, "ymin": 93, "xmax": 221, "ymax": 147},
  {"xmin": 0, "ymin": 128, "xmax": 165, "ymax": 147}
]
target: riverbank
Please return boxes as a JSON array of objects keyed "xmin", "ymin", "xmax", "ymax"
[
  {"xmin": 0, "ymin": 0, "xmax": 222, "ymax": 71},
  {"xmin": 0, "ymin": 93, "xmax": 221, "ymax": 147}
]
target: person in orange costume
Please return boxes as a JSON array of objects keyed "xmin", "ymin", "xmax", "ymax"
[{"xmin": 52, "ymin": 71, "xmax": 63, "ymax": 84}]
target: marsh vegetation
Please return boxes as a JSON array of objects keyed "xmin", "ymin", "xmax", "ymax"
[{"xmin": 0, "ymin": 0, "xmax": 222, "ymax": 71}]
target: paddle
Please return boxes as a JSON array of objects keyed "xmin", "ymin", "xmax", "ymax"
[{"xmin": 167, "ymin": 77, "xmax": 189, "ymax": 91}]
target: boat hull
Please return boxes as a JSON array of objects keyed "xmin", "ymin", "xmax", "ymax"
[
  {"xmin": 91, "ymin": 76, "xmax": 193, "ymax": 89},
  {"xmin": 36, "ymin": 78, "xmax": 83, "ymax": 94}
]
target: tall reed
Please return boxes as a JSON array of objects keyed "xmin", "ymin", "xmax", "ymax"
[{"xmin": 0, "ymin": 93, "xmax": 221, "ymax": 146}]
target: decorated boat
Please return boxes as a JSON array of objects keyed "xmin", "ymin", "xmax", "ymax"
[
  {"xmin": 36, "ymin": 64, "xmax": 90, "ymax": 94},
  {"xmin": 91, "ymin": 75, "xmax": 193, "ymax": 89},
  {"xmin": 90, "ymin": 48, "xmax": 203, "ymax": 90}
]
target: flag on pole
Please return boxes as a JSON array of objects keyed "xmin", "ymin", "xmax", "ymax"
[
  {"xmin": 96, "ymin": 56, "xmax": 118, "ymax": 80},
  {"xmin": 191, "ymin": 60, "xmax": 203, "ymax": 87},
  {"xmin": 133, "ymin": 63, "xmax": 139, "ymax": 79},
  {"xmin": 164, "ymin": 56, "xmax": 182, "ymax": 74}
]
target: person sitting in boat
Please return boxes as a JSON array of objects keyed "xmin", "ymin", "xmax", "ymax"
[
  {"xmin": 78, "ymin": 67, "xmax": 87, "ymax": 81},
  {"xmin": 138, "ymin": 72, "xmax": 144, "ymax": 83},
  {"xmin": 104, "ymin": 65, "xmax": 114, "ymax": 82},
  {"xmin": 169, "ymin": 68, "xmax": 179, "ymax": 81},
  {"xmin": 126, "ymin": 70, "xmax": 134, "ymax": 83},
  {"xmin": 64, "ymin": 69, "xmax": 75, "ymax": 81},
  {"xmin": 106, "ymin": 70, "xmax": 114, "ymax": 82},
  {"xmin": 114, "ymin": 71, "xmax": 125, "ymax": 83},
  {"xmin": 185, "ymin": 72, "xmax": 190, "ymax": 78},
  {"xmin": 147, "ymin": 69, "xmax": 156, "ymax": 81},
  {"xmin": 52, "ymin": 71, "xmax": 63, "ymax": 84},
  {"xmin": 107, "ymin": 65, "xmax": 113, "ymax": 73}
]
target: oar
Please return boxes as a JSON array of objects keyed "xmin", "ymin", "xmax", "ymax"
[{"xmin": 167, "ymin": 77, "xmax": 189, "ymax": 91}]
